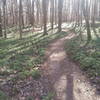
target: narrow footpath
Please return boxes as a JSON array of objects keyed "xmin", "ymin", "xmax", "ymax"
[{"xmin": 43, "ymin": 33, "xmax": 100, "ymax": 100}]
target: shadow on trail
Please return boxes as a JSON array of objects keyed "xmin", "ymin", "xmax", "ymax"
[
  {"xmin": 43, "ymin": 30, "xmax": 100, "ymax": 100},
  {"xmin": 43, "ymin": 33, "xmax": 75, "ymax": 100},
  {"xmin": 66, "ymin": 68, "xmax": 74, "ymax": 100}
]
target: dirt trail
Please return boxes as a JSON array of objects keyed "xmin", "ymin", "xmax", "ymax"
[{"xmin": 43, "ymin": 33, "xmax": 100, "ymax": 100}]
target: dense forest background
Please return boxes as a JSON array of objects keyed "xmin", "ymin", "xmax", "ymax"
[{"xmin": 0, "ymin": 0, "xmax": 100, "ymax": 39}]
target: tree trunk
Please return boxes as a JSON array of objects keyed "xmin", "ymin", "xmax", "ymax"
[
  {"xmin": 58, "ymin": 0, "xmax": 63, "ymax": 32},
  {"xmin": 92, "ymin": 0, "xmax": 97, "ymax": 34},
  {"xmin": 19, "ymin": 0, "xmax": 23, "ymax": 39},
  {"xmin": 86, "ymin": 19, "xmax": 91, "ymax": 42},
  {"xmin": 32, "ymin": 0, "xmax": 35, "ymax": 30},
  {"xmin": 82, "ymin": 0, "xmax": 92, "ymax": 44},
  {"xmin": 42, "ymin": 0, "xmax": 48, "ymax": 35},
  {"xmin": 54, "ymin": 0, "xmax": 57, "ymax": 25},
  {"xmin": 3, "ymin": 0, "xmax": 7, "ymax": 38},
  {"xmin": 0, "ymin": 8, "xmax": 2, "ymax": 37},
  {"xmin": 51, "ymin": 0, "xmax": 54, "ymax": 29}
]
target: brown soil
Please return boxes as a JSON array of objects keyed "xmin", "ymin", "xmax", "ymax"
[{"xmin": 42, "ymin": 33, "xmax": 100, "ymax": 100}]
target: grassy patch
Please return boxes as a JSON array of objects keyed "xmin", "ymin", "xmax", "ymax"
[
  {"xmin": 0, "ymin": 90, "xmax": 9, "ymax": 100},
  {"xmin": 17, "ymin": 69, "xmax": 41, "ymax": 80},
  {"xmin": 0, "ymin": 30, "xmax": 67, "ymax": 81},
  {"xmin": 0, "ymin": 29, "xmax": 68, "ymax": 99},
  {"xmin": 65, "ymin": 29, "xmax": 100, "ymax": 84},
  {"xmin": 42, "ymin": 92, "xmax": 55, "ymax": 100}
]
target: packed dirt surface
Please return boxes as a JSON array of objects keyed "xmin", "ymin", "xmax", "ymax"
[{"xmin": 43, "ymin": 33, "xmax": 100, "ymax": 100}]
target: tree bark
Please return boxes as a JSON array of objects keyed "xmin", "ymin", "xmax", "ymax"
[
  {"xmin": 82, "ymin": 0, "xmax": 92, "ymax": 44},
  {"xmin": 19, "ymin": 0, "xmax": 23, "ymax": 39},
  {"xmin": 0, "ymin": 8, "xmax": 2, "ymax": 37},
  {"xmin": 3, "ymin": 0, "xmax": 7, "ymax": 38},
  {"xmin": 51, "ymin": 0, "xmax": 54, "ymax": 29},
  {"xmin": 58, "ymin": 0, "xmax": 63, "ymax": 32},
  {"xmin": 42, "ymin": 0, "xmax": 48, "ymax": 35},
  {"xmin": 32, "ymin": 0, "xmax": 35, "ymax": 30}
]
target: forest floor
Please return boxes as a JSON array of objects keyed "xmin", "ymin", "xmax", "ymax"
[
  {"xmin": 0, "ymin": 25, "xmax": 100, "ymax": 100},
  {"xmin": 42, "ymin": 32, "xmax": 100, "ymax": 100}
]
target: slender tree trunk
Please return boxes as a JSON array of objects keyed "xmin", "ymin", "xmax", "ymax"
[
  {"xmin": 58, "ymin": 0, "xmax": 63, "ymax": 32},
  {"xmin": 92, "ymin": 0, "xmax": 97, "ymax": 34},
  {"xmin": 36, "ymin": 0, "xmax": 40, "ymax": 25},
  {"xmin": 19, "ymin": 0, "xmax": 23, "ymax": 39},
  {"xmin": 0, "ymin": 8, "xmax": 2, "ymax": 37},
  {"xmin": 82, "ymin": 0, "xmax": 92, "ymax": 44},
  {"xmin": 3, "ymin": 0, "xmax": 7, "ymax": 38},
  {"xmin": 86, "ymin": 19, "xmax": 91, "ymax": 42},
  {"xmin": 54, "ymin": 0, "xmax": 57, "ymax": 25},
  {"xmin": 51, "ymin": 0, "xmax": 54, "ymax": 29},
  {"xmin": 32, "ymin": 0, "xmax": 35, "ymax": 30},
  {"xmin": 42, "ymin": 0, "xmax": 48, "ymax": 35}
]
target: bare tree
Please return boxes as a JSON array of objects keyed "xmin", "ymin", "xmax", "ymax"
[
  {"xmin": 19, "ymin": 0, "xmax": 23, "ymax": 39},
  {"xmin": 58, "ymin": 0, "xmax": 63, "ymax": 32},
  {"xmin": 0, "ymin": 0, "xmax": 99, "ymax": 40},
  {"xmin": 0, "ymin": 7, "xmax": 2, "ymax": 37},
  {"xmin": 54, "ymin": 0, "xmax": 58, "ymax": 25},
  {"xmin": 82, "ymin": 0, "xmax": 92, "ymax": 43},
  {"xmin": 3, "ymin": 0, "xmax": 7, "ymax": 38},
  {"xmin": 91, "ymin": 0, "xmax": 97, "ymax": 34},
  {"xmin": 50, "ymin": 0, "xmax": 54, "ymax": 29},
  {"xmin": 32, "ymin": 0, "xmax": 35, "ymax": 30},
  {"xmin": 42, "ymin": 0, "xmax": 49, "ymax": 35}
]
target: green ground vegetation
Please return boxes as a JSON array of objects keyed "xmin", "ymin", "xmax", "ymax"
[{"xmin": 65, "ymin": 22, "xmax": 100, "ymax": 84}]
